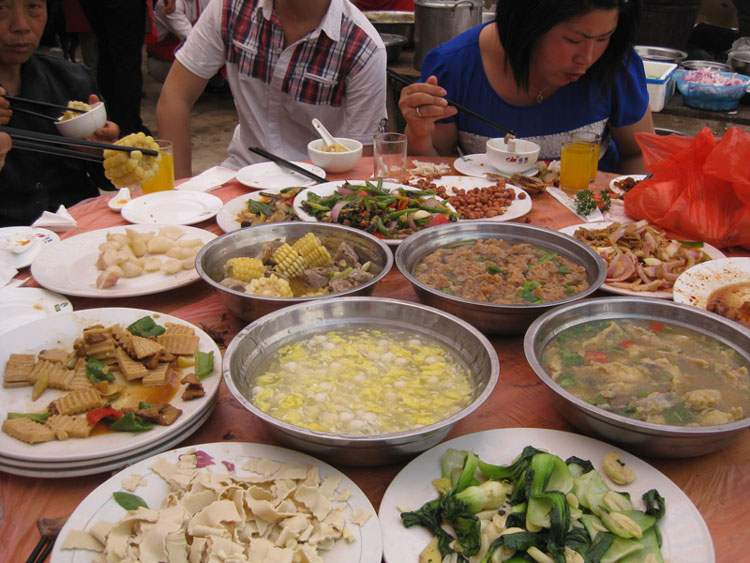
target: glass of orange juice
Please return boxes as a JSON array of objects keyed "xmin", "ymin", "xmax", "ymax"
[
  {"xmin": 569, "ymin": 131, "xmax": 601, "ymax": 181},
  {"xmin": 560, "ymin": 140, "xmax": 595, "ymax": 195},
  {"xmin": 141, "ymin": 139, "xmax": 174, "ymax": 194}
]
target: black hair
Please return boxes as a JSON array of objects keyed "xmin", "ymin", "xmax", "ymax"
[{"xmin": 495, "ymin": 0, "xmax": 640, "ymax": 95}]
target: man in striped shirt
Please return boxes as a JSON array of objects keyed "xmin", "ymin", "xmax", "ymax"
[{"xmin": 157, "ymin": 0, "xmax": 388, "ymax": 178}]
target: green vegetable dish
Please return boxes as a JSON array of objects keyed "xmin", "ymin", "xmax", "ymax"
[
  {"xmin": 541, "ymin": 319, "xmax": 749, "ymax": 426},
  {"xmin": 402, "ymin": 446, "xmax": 667, "ymax": 563}
]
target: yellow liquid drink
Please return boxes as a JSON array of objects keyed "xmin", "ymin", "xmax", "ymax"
[
  {"xmin": 141, "ymin": 141, "xmax": 175, "ymax": 194},
  {"xmin": 560, "ymin": 141, "xmax": 595, "ymax": 195},
  {"xmin": 569, "ymin": 131, "xmax": 601, "ymax": 181}
]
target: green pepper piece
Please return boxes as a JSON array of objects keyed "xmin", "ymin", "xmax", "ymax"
[
  {"xmin": 127, "ymin": 316, "xmax": 166, "ymax": 338},
  {"xmin": 195, "ymin": 350, "xmax": 214, "ymax": 379},
  {"xmin": 86, "ymin": 357, "xmax": 115, "ymax": 383},
  {"xmin": 109, "ymin": 412, "xmax": 153, "ymax": 433}
]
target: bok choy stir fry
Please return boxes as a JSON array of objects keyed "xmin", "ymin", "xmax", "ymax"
[
  {"xmin": 573, "ymin": 220, "xmax": 712, "ymax": 293},
  {"xmin": 401, "ymin": 446, "xmax": 666, "ymax": 563},
  {"xmin": 300, "ymin": 180, "xmax": 458, "ymax": 240}
]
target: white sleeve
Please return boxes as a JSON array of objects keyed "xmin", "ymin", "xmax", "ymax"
[
  {"xmin": 342, "ymin": 47, "xmax": 388, "ymax": 147},
  {"xmin": 174, "ymin": 0, "xmax": 226, "ymax": 79},
  {"xmin": 155, "ymin": 0, "xmax": 195, "ymax": 41}
]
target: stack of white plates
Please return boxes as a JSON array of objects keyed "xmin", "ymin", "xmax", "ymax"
[{"xmin": 0, "ymin": 308, "xmax": 222, "ymax": 477}]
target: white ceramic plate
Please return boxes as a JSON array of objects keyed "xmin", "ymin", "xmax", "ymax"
[
  {"xmin": 0, "ymin": 308, "xmax": 221, "ymax": 463},
  {"xmin": 0, "ymin": 399, "xmax": 215, "ymax": 477},
  {"xmin": 431, "ymin": 175, "xmax": 532, "ymax": 222},
  {"xmin": 293, "ymin": 180, "xmax": 454, "ymax": 246},
  {"xmin": 558, "ymin": 221, "xmax": 726, "ymax": 299},
  {"xmin": 51, "ymin": 442, "xmax": 383, "ymax": 563},
  {"xmin": 216, "ymin": 189, "xmax": 300, "ymax": 233},
  {"xmin": 0, "ymin": 226, "xmax": 60, "ymax": 269},
  {"xmin": 236, "ymin": 161, "xmax": 326, "ymax": 190},
  {"xmin": 453, "ymin": 153, "xmax": 539, "ymax": 179},
  {"xmin": 0, "ymin": 287, "xmax": 72, "ymax": 336},
  {"xmin": 121, "ymin": 191, "xmax": 223, "ymax": 225},
  {"xmin": 379, "ymin": 428, "xmax": 714, "ymax": 563},
  {"xmin": 673, "ymin": 257, "xmax": 750, "ymax": 312},
  {"xmin": 30, "ymin": 224, "xmax": 216, "ymax": 298},
  {"xmin": 608, "ymin": 173, "xmax": 648, "ymax": 193}
]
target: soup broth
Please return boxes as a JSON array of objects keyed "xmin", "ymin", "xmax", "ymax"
[
  {"xmin": 541, "ymin": 318, "xmax": 749, "ymax": 426},
  {"xmin": 250, "ymin": 327, "xmax": 474, "ymax": 435}
]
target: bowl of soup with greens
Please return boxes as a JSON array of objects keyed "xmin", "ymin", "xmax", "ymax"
[{"xmin": 524, "ymin": 297, "xmax": 750, "ymax": 458}]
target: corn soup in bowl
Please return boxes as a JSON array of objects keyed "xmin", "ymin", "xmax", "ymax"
[
  {"xmin": 524, "ymin": 297, "xmax": 750, "ymax": 458},
  {"xmin": 223, "ymin": 297, "xmax": 499, "ymax": 466}
]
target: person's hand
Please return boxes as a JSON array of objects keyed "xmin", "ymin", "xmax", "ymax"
[
  {"xmin": 161, "ymin": 0, "xmax": 176, "ymax": 15},
  {"xmin": 0, "ymin": 132, "xmax": 11, "ymax": 170},
  {"xmin": 0, "ymin": 86, "xmax": 11, "ymax": 126},
  {"xmin": 398, "ymin": 75, "xmax": 457, "ymax": 138},
  {"xmin": 85, "ymin": 94, "xmax": 120, "ymax": 144}
]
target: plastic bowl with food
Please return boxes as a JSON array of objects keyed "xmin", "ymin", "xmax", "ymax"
[
  {"xmin": 485, "ymin": 137, "xmax": 540, "ymax": 174},
  {"xmin": 195, "ymin": 221, "xmax": 392, "ymax": 322},
  {"xmin": 223, "ymin": 296, "xmax": 499, "ymax": 466},
  {"xmin": 54, "ymin": 101, "xmax": 107, "ymax": 139},
  {"xmin": 673, "ymin": 69, "xmax": 750, "ymax": 111},
  {"xmin": 524, "ymin": 296, "xmax": 750, "ymax": 458},
  {"xmin": 307, "ymin": 138, "xmax": 363, "ymax": 173},
  {"xmin": 395, "ymin": 221, "xmax": 606, "ymax": 334}
]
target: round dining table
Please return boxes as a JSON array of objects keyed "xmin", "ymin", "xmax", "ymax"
[{"xmin": 2, "ymin": 156, "xmax": 749, "ymax": 562}]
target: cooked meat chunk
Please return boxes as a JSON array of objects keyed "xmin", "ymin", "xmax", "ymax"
[
  {"xmin": 301, "ymin": 268, "xmax": 330, "ymax": 290},
  {"xmin": 220, "ymin": 278, "xmax": 248, "ymax": 292},
  {"xmin": 181, "ymin": 373, "xmax": 206, "ymax": 401},
  {"xmin": 329, "ymin": 269, "xmax": 375, "ymax": 292},
  {"xmin": 333, "ymin": 242, "xmax": 360, "ymax": 268},
  {"xmin": 122, "ymin": 402, "xmax": 183, "ymax": 425}
]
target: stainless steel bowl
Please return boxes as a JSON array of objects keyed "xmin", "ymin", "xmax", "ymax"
[
  {"xmin": 394, "ymin": 222, "xmax": 607, "ymax": 334},
  {"xmin": 381, "ymin": 33, "xmax": 409, "ymax": 64},
  {"xmin": 727, "ymin": 50, "xmax": 750, "ymax": 75},
  {"xmin": 365, "ymin": 10, "xmax": 415, "ymax": 46},
  {"xmin": 524, "ymin": 297, "xmax": 750, "ymax": 458},
  {"xmin": 681, "ymin": 60, "xmax": 730, "ymax": 72},
  {"xmin": 223, "ymin": 297, "xmax": 500, "ymax": 466},
  {"xmin": 635, "ymin": 45, "xmax": 688, "ymax": 63},
  {"xmin": 196, "ymin": 222, "xmax": 393, "ymax": 322}
]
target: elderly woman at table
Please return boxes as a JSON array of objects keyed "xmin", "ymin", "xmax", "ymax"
[
  {"xmin": 399, "ymin": 0, "xmax": 653, "ymax": 174},
  {"xmin": 0, "ymin": 0, "xmax": 120, "ymax": 227}
]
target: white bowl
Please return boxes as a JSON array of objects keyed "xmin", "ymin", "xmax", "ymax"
[
  {"xmin": 486, "ymin": 138, "xmax": 540, "ymax": 174},
  {"xmin": 54, "ymin": 101, "xmax": 107, "ymax": 139},
  {"xmin": 307, "ymin": 137, "xmax": 363, "ymax": 173}
]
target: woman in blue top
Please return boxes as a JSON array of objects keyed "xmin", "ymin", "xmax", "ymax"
[{"xmin": 399, "ymin": 0, "xmax": 653, "ymax": 173}]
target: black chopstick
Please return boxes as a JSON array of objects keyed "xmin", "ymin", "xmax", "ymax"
[
  {"xmin": 13, "ymin": 139, "xmax": 104, "ymax": 162},
  {"xmin": 25, "ymin": 535, "xmax": 49, "ymax": 563},
  {"xmin": 7, "ymin": 106, "xmax": 60, "ymax": 121},
  {"xmin": 386, "ymin": 68, "xmax": 516, "ymax": 137},
  {"xmin": 0, "ymin": 125, "xmax": 159, "ymax": 156},
  {"xmin": 3, "ymin": 94, "xmax": 88, "ymax": 114},
  {"xmin": 247, "ymin": 146, "xmax": 327, "ymax": 183}
]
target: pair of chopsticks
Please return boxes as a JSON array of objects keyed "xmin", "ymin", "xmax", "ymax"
[
  {"xmin": 386, "ymin": 68, "xmax": 516, "ymax": 137},
  {"xmin": 3, "ymin": 94, "xmax": 88, "ymax": 122},
  {"xmin": 1, "ymin": 125, "xmax": 159, "ymax": 162},
  {"xmin": 25, "ymin": 514, "xmax": 69, "ymax": 563},
  {"xmin": 248, "ymin": 146, "xmax": 327, "ymax": 183}
]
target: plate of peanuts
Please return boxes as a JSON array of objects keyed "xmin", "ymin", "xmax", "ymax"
[{"xmin": 407, "ymin": 175, "xmax": 532, "ymax": 222}]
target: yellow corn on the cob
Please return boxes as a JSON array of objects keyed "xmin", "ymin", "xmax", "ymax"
[
  {"xmin": 103, "ymin": 133, "xmax": 162, "ymax": 188},
  {"xmin": 292, "ymin": 233, "xmax": 333, "ymax": 268},
  {"xmin": 224, "ymin": 257, "xmax": 265, "ymax": 282},
  {"xmin": 245, "ymin": 275, "xmax": 293, "ymax": 298},
  {"xmin": 272, "ymin": 243, "xmax": 305, "ymax": 277}
]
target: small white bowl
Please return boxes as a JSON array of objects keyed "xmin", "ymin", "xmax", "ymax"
[
  {"xmin": 307, "ymin": 137, "xmax": 363, "ymax": 173},
  {"xmin": 54, "ymin": 101, "xmax": 107, "ymax": 139},
  {"xmin": 486, "ymin": 138, "xmax": 540, "ymax": 174}
]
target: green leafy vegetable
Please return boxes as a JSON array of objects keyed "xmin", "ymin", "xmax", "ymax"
[
  {"xmin": 86, "ymin": 357, "xmax": 115, "ymax": 383},
  {"xmin": 195, "ymin": 350, "xmax": 214, "ymax": 379},
  {"xmin": 113, "ymin": 491, "xmax": 148, "ymax": 511},
  {"xmin": 109, "ymin": 412, "xmax": 153, "ymax": 433},
  {"xmin": 575, "ymin": 189, "xmax": 598, "ymax": 216},
  {"xmin": 127, "ymin": 316, "xmax": 166, "ymax": 338},
  {"xmin": 7, "ymin": 412, "xmax": 50, "ymax": 423},
  {"xmin": 248, "ymin": 199, "xmax": 273, "ymax": 216}
]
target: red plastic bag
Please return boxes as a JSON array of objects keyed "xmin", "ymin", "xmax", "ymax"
[{"xmin": 624, "ymin": 127, "xmax": 750, "ymax": 249}]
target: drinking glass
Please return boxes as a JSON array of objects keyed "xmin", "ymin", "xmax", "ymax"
[
  {"xmin": 560, "ymin": 141, "xmax": 595, "ymax": 195},
  {"xmin": 373, "ymin": 132, "xmax": 408, "ymax": 183},
  {"xmin": 141, "ymin": 139, "xmax": 175, "ymax": 194},
  {"xmin": 569, "ymin": 131, "xmax": 601, "ymax": 181}
]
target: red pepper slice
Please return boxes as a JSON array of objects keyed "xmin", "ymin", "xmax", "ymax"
[
  {"xmin": 428, "ymin": 214, "xmax": 450, "ymax": 226},
  {"xmin": 584, "ymin": 350, "xmax": 609, "ymax": 364},
  {"xmin": 649, "ymin": 321, "xmax": 664, "ymax": 332},
  {"xmin": 619, "ymin": 340, "xmax": 635, "ymax": 348},
  {"xmin": 87, "ymin": 406, "xmax": 123, "ymax": 426}
]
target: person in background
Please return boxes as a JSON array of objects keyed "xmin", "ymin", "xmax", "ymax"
[
  {"xmin": 0, "ymin": 0, "xmax": 119, "ymax": 227},
  {"xmin": 352, "ymin": 0, "xmax": 414, "ymax": 12},
  {"xmin": 399, "ymin": 0, "xmax": 653, "ymax": 173},
  {"xmin": 146, "ymin": 0, "xmax": 211, "ymax": 83},
  {"xmin": 0, "ymin": 131, "xmax": 9, "ymax": 170},
  {"xmin": 156, "ymin": 0, "xmax": 387, "ymax": 178},
  {"xmin": 77, "ymin": 0, "xmax": 149, "ymax": 135}
]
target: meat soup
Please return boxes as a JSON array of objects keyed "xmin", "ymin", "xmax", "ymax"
[
  {"xmin": 414, "ymin": 239, "xmax": 589, "ymax": 304},
  {"xmin": 541, "ymin": 319, "xmax": 750, "ymax": 426}
]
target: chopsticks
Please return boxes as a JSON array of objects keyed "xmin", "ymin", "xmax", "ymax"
[
  {"xmin": 12, "ymin": 138, "xmax": 104, "ymax": 162},
  {"xmin": 26, "ymin": 514, "xmax": 69, "ymax": 563},
  {"xmin": 7, "ymin": 106, "xmax": 61, "ymax": 122},
  {"xmin": 248, "ymin": 146, "xmax": 327, "ymax": 183},
  {"xmin": 386, "ymin": 68, "xmax": 516, "ymax": 137},
  {"xmin": 0, "ymin": 125, "xmax": 159, "ymax": 156},
  {"xmin": 3, "ymin": 94, "xmax": 88, "ymax": 114}
]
